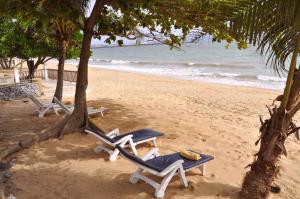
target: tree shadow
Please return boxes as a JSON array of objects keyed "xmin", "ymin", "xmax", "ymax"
[
  {"xmin": 10, "ymin": 167, "xmax": 153, "ymax": 199},
  {"xmin": 87, "ymin": 98, "xmax": 149, "ymax": 133},
  {"xmin": 113, "ymin": 173, "xmax": 240, "ymax": 199},
  {"xmin": 10, "ymin": 164, "xmax": 240, "ymax": 199},
  {"xmin": 190, "ymin": 180, "xmax": 240, "ymax": 198},
  {"xmin": 0, "ymin": 100, "xmax": 61, "ymax": 152},
  {"xmin": 0, "ymin": 98, "xmax": 149, "ymax": 150}
]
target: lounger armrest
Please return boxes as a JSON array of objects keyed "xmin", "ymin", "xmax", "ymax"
[
  {"xmin": 106, "ymin": 128, "xmax": 120, "ymax": 138},
  {"xmin": 141, "ymin": 148, "xmax": 160, "ymax": 161},
  {"xmin": 159, "ymin": 160, "xmax": 184, "ymax": 176},
  {"xmin": 113, "ymin": 134, "xmax": 133, "ymax": 145}
]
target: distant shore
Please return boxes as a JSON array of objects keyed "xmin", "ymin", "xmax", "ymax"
[{"xmin": 90, "ymin": 41, "xmax": 196, "ymax": 49}]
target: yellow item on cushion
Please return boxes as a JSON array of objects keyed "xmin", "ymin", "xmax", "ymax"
[{"xmin": 180, "ymin": 150, "xmax": 201, "ymax": 160}]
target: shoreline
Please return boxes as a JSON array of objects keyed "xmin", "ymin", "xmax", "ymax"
[{"xmin": 47, "ymin": 60, "xmax": 283, "ymax": 93}]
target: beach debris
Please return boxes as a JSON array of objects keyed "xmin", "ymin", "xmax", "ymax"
[
  {"xmin": 188, "ymin": 181, "xmax": 196, "ymax": 191},
  {"xmin": 270, "ymin": 185, "xmax": 281, "ymax": 194},
  {"xmin": 0, "ymin": 163, "xmax": 12, "ymax": 172},
  {"xmin": 272, "ymin": 95, "xmax": 283, "ymax": 105}
]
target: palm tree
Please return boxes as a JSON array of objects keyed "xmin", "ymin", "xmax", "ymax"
[{"xmin": 221, "ymin": 0, "xmax": 300, "ymax": 198}]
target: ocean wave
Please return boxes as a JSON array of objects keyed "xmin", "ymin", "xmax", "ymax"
[
  {"xmin": 110, "ymin": 60, "xmax": 137, "ymax": 64},
  {"xmin": 90, "ymin": 58, "xmax": 254, "ymax": 69},
  {"xmin": 194, "ymin": 73, "xmax": 284, "ymax": 83},
  {"xmin": 257, "ymin": 75, "xmax": 285, "ymax": 82},
  {"xmin": 218, "ymin": 73, "xmax": 239, "ymax": 77},
  {"xmin": 88, "ymin": 63, "xmax": 284, "ymax": 90}
]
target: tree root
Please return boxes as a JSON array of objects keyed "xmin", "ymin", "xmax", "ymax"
[{"xmin": 0, "ymin": 115, "xmax": 71, "ymax": 161}]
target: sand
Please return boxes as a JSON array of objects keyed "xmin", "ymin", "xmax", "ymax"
[{"xmin": 1, "ymin": 65, "xmax": 300, "ymax": 199}]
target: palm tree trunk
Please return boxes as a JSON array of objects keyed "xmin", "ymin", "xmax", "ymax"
[
  {"xmin": 241, "ymin": 38, "xmax": 300, "ymax": 199},
  {"xmin": 53, "ymin": 39, "xmax": 68, "ymax": 102},
  {"xmin": 240, "ymin": 107, "xmax": 287, "ymax": 199}
]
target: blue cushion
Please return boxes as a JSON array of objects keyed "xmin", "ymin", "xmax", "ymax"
[
  {"xmin": 145, "ymin": 152, "xmax": 214, "ymax": 172},
  {"xmin": 117, "ymin": 146, "xmax": 214, "ymax": 173},
  {"xmin": 112, "ymin": 129, "xmax": 163, "ymax": 143}
]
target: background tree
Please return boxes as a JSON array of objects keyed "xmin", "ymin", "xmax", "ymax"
[
  {"xmin": 0, "ymin": 17, "xmax": 16, "ymax": 69},
  {"xmin": 0, "ymin": 15, "xmax": 81, "ymax": 80},
  {"xmin": 34, "ymin": 1, "xmax": 85, "ymax": 101},
  {"xmin": 0, "ymin": 0, "xmax": 84, "ymax": 100},
  {"xmin": 219, "ymin": 0, "xmax": 300, "ymax": 198}
]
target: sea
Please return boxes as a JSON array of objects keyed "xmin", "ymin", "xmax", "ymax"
[{"xmin": 67, "ymin": 42, "xmax": 287, "ymax": 90}]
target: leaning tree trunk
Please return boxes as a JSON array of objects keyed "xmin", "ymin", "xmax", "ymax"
[
  {"xmin": 61, "ymin": 31, "xmax": 91, "ymax": 134},
  {"xmin": 55, "ymin": 0, "xmax": 112, "ymax": 137},
  {"xmin": 241, "ymin": 39, "xmax": 300, "ymax": 199},
  {"xmin": 53, "ymin": 39, "xmax": 68, "ymax": 102}
]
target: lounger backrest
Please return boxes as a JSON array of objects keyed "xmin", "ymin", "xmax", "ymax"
[
  {"xmin": 53, "ymin": 97, "xmax": 72, "ymax": 114},
  {"xmin": 86, "ymin": 127, "xmax": 114, "ymax": 143},
  {"xmin": 116, "ymin": 145, "xmax": 161, "ymax": 172}
]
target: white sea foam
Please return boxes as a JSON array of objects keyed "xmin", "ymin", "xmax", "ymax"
[
  {"xmin": 218, "ymin": 73, "xmax": 239, "ymax": 77},
  {"xmin": 257, "ymin": 75, "xmax": 285, "ymax": 82},
  {"xmin": 110, "ymin": 60, "xmax": 134, "ymax": 64},
  {"xmin": 70, "ymin": 43, "xmax": 287, "ymax": 90}
]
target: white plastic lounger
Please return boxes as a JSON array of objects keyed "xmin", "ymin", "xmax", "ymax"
[
  {"xmin": 26, "ymin": 94, "xmax": 62, "ymax": 118},
  {"xmin": 53, "ymin": 97, "xmax": 107, "ymax": 117},
  {"xmin": 84, "ymin": 127, "xmax": 163, "ymax": 161},
  {"xmin": 117, "ymin": 145, "xmax": 214, "ymax": 198}
]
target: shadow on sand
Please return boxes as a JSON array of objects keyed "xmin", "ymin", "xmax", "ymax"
[{"xmin": 11, "ymin": 164, "xmax": 240, "ymax": 199}]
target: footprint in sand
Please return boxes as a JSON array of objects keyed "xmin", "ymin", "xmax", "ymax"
[
  {"xmin": 188, "ymin": 181, "xmax": 196, "ymax": 192},
  {"xmin": 165, "ymin": 134, "xmax": 177, "ymax": 140}
]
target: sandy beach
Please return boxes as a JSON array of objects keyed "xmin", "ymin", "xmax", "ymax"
[{"xmin": 1, "ymin": 65, "xmax": 300, "ymax": 199}]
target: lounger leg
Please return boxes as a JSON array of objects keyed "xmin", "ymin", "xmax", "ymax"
[
  {"xmin": 129, "ymin": 140, "xmax": 138, "ymax": 155},
  {"xmin": 39, "ymin": 107, "xmax": 50, "ymax": 118},
  {"xmin": 153, "ymin": 139, "xmax": 157, "ymax": 147},
  {"xmin": 94, "ymin": 144, "xmax": 119, "ymax": 161},
  {"xmin": 129, "ymin": 168, "xmax": 143, "ymax": 184},
  {"xmin": 53, "ymin": 107, "xmax": 59, "ymax": 116},
  {"xmin": 94, "ymin": 144, "xmax": 105, "ymax": 153},
  {"xmin": 100, "ymin": 111, "xmax": 104, "ymax": 117},
  {"xmin": 199, "ymin": 164, "xmax": 206, "ymax": 176},
  {"xmin": 38, "ymin": 110, "xmax": 44, "ymax": 118},
  {"xmin": 178, "ymin": 166, "xmax": 188, "ymax": 187},
  {"xmin": 155, "ymin": 168, "xmax": 178, "ymax": 198},
  {"xmin": 109, "ymin": 148, "xmax": 120, "ymax": 161}
]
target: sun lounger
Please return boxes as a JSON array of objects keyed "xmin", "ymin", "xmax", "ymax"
[
  {"xmin": 26, "ymin": 94, "xmax": 62, "ymax": 118},
  {"xmin": 53, "ymin": 96, "xmax": 107, "ymax": 117},
  {"xmin": 117, "ymin": 145, "xmax": 214, "ymax": 198},
  {"xmin": 84, "ymin": 127, "xmax": 163, "ymax": 161}
]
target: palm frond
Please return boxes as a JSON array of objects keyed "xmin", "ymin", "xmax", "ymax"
[{"xmin": 224, "ymin": 0, "xmax": 300, "ymax": 74}]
